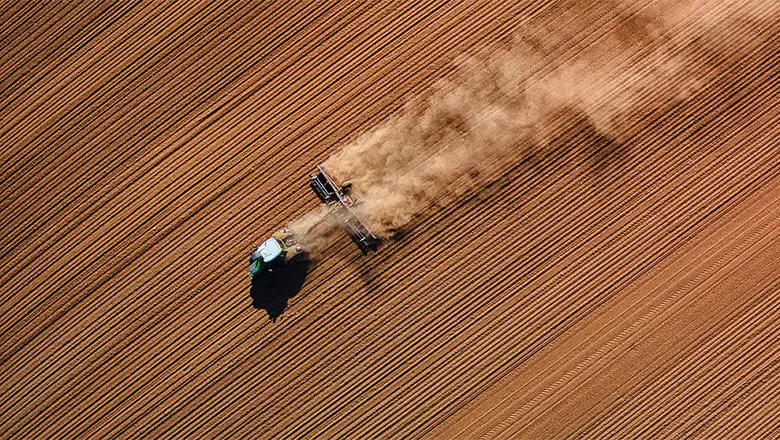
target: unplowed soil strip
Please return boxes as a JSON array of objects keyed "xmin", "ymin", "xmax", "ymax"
[{"xmin": 454, "ymin": 177, "xmax": 780, "ymax": 439}]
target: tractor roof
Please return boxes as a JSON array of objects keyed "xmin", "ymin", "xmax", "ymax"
[{"xmin": 257, "ymin": 237, "xmax": 283, "ymax": 262}]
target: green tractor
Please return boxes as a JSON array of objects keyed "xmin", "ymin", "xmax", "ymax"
[
  {"xmin": 248, "ymin": 164, "xmax": 380, "ymax": 282},
  {"xmin": 248, "ymin": 228, "xmax": 308, "ymax": 280}
]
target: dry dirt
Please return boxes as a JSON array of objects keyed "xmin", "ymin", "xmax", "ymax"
[{"xmin": 1, "ymin": 1, "xmax": 778, "ymax": 439}]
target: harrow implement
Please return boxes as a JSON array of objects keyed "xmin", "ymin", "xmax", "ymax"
[{"xmin": 309, "ymin": 165, "xmax": 380, "ymax": 254}]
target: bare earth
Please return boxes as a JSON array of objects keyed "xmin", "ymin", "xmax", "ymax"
[{"xmin": 1, "ymin": 1, "xmax": 778, "ymax": 439}]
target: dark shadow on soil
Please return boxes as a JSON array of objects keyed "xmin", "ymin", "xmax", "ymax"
[
  {"xmin": 580, "ymin": 122, "xmax": 631, "ymax": 175},
  {"xmin": 356, "ymin": 251, "xmax": 385, "ymax": 293},
  {"xmin": 546, "ymin": 107, "xmax": 634, "ymax": 177},
  {"xmin": 250, "ymin": 261, "xmax": 311, "ymax": 322}
]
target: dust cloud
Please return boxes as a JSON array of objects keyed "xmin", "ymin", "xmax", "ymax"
[
  {"xmin": 287, "ymin": 205, "xmax": 342, "ymax": 257},
  {"xmin": 289, "ymin": 0, "xmax": 776, "ymax": 250}
]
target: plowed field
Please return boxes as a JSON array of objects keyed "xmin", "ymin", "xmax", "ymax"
[{"xmin": 1, "ymin": 1, "xmax": 778, "ymax": 439}]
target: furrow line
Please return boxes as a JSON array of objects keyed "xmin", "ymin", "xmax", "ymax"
[
  {"xmin": 0, "ymin": 0, "xmax": 328, "ymax": 341},
  {"xmin": 566, "ymin": 259, "xmax": 780, "ymax": 439},
  {"xmin": 0, "ymin": 1, "xmax": 240, "ymax": 249},
  {"xmin": 348, "ymin": 134, "xmax": 780, "ymax": 440},
  {"xmin": 77, "ymin": 2, "xmax": 568, "ymax": 436},
  {"xmin": 0, "ymin": 0, "xmax": 548, "ymax": 402},
  {"xmin": 0, "ymin": 1, "xmax": 75, "ymax": 78}
]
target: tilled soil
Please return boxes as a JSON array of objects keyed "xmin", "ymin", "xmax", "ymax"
[{"xmin": 1, "ymin": 1, "xmax": 778, "ymax": 439}]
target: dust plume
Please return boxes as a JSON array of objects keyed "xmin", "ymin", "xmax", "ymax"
[
  {"xmin": 287, "ymin": 205, "xmax": 342, "ymax": 257},
  {"xmin": 291, "ymin": 0, "xmax": 777, "ymax": 248}
]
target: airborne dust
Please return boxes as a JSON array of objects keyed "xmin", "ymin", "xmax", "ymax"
[{"xmin": 288, "ymin": 0, "xmax": 776, "ymax": 252}]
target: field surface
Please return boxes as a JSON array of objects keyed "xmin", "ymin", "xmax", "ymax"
[{"xmin": 1, "ymin": 1, "xmax": 778, "ymax": 439}]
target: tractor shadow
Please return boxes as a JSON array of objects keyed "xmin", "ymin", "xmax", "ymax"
[{"xmin": 249, "ymin": 261, "xmax": 311, "ymax": 322}]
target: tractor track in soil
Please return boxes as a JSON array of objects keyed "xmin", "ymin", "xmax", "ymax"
[{"xmin": 1, "ymin": 1, "xmax": 778, "ymax": 438}]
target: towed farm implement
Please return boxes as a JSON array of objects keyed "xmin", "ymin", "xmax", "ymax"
[{"xmin": 249, "ymin": 165, "xmax": 379, "ymax": 279}]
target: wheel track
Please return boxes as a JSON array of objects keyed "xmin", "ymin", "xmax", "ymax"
[
  {"xmin": 579, "ymin": 283, "xmax": 779, "ymax": 437},
  {"xmin": 181, "ymin": 0, "xmax": 684, "ymax": 430},
  {"xmin": 580, "ymin": 280, "xmax": 780, "ymax": 439},
  {"xmin": 448, "ymin": 170, "xmax": 780, "ymax": 438},
  {"xmin": 483, "ymin": 186, "xmax": 780, "ymax": 439},
  {"xmin": 616, "ymin": 281, "xmax": 780, "ymax": 438},
  {"xmin": 335, "ymin": 119, "xmax": 780, "ymax": 440},
  {"xmin": 453, "ymin": 180, "xmax": 780, "ymax": 439},
  {"xmin": 241, "ymin": 66, "xmax": 776, "ymax": 440},
  {"xmin": 308, "ymin": 50, "xmax": 776, "ymax": 436},
  {"xmin": 79, "ymin": 37, "xmax": 780, "ymax": 440},
  {"xmin": 698, "ymin": 353, "xmax": 780, "ymax": 439}
]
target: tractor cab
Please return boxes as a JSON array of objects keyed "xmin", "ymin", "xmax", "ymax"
[
  {"xmin": 249, "ymin": 237, "xmax": 281, "ymax": 278},
  {"xmin": 253, "ymin": 237, "xmax": 283, "ymax": 262},
  {"xmin": 248, "ymin": 228, "xmax": 308, "ymax": 280}
]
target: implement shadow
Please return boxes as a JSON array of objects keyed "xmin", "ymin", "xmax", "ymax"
[
  {"xmin": 545, "ymin": 107, "xmax": 634, "ymax": 177},
  {"xmin": 249, "ymin": 261, "xmax": 311, "ymax": 322}
]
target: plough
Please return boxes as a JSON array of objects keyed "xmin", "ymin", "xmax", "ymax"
[{"xmin": 309, "ymin": 165, "xmax": 380, "ymax": 254}]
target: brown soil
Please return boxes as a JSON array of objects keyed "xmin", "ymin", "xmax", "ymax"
[{"xmin": 1, "ymin": 1, "xmax": 777, "ymax": 438}]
